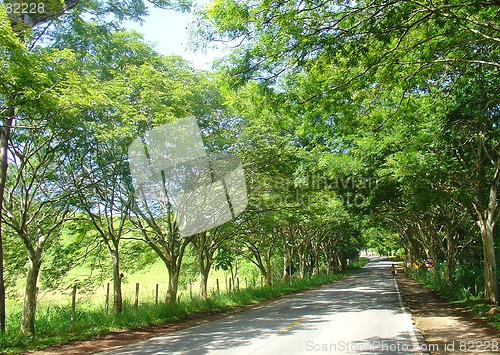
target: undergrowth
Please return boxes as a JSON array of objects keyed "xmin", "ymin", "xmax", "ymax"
[{"xmin": 407, "ymin": 262, "xmax": 500, "ymax": 330}]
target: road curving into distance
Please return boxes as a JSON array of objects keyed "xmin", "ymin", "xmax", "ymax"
[{"xmin": 96, "ymin": 258, "xmax": 427, "ymax": 354}]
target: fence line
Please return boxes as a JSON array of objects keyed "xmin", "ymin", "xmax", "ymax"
[{"xmin": 62, "ymin": 274, "xmax": 282, "ymax": 320}]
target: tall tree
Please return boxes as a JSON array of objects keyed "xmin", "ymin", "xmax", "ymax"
[
  {"xmin": 191, "ymin": 221, "xmax": 242, "ymax": 299},
  {"xmin": 0, "ymin": 0, "xmax": 193, "ymax": 333},
  {"xmin": 69, "ymin": 139, "xmax": 133, "ymax": 314},
  {"xmin": 130, "ymin": 198, "xmax": 194, "ymax": 303},
  {"xmin": 197, "ymin": 0, "xmax": 500, "ymax": 303},
  {"xmin": 2, "ymin": 124, "xmax": 75, "ymax": 335}
]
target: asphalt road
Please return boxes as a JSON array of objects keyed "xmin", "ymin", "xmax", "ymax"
[{"xmin": 96, "ymin": 258, "xmax": 427, "ymax": 354}]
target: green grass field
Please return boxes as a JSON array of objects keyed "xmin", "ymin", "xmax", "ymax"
[{"xmin": 15, "ymin": 260, "xmax": 234, "ymax": 311}]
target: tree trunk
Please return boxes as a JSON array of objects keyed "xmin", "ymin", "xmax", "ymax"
[
  {"xmin": 404, "ymin": 241, "xmax": 419, "ymax": 269},
  {"xmin": 478, "ymin": 219, "xmax": 498, "ymax": 304},
  {"xmin": 256, "ymin": 265, "xmax": 272, "ymax": 287},
  {"xmin": 166, "ymin": 266, "xmax": 179, "ymax": 304},
  {"xmin": 0, "ymin": 115, "xmax": 13, "ymax": 333},
  {"xmin": 338, "ymin": 255, "xmax": 344, "ymax": 271},
  {"xmin": 446, "ymin": 248, "xmax": 457, "ymax": 285},
  {"xmin": 445, "ymin": 231, "xmax": 457, "ymax": 284},
  {"xmin": 313, "ymin": 245, "xmax": 320, "ymax": 275},
  {"xmin": 339, "ymin": 253, "xmax": 348, "ymax": 270},
  {"xmin": 264, "ymin": 254, "xmax": 272, "ymax": 286},
  {"xmin": 264, "ymin": 271, "xmax": 271, "ymax": 287},
  {"xmin": 199, "ymin": 267, "xmax": 209, "ymax": 300},
  {"xmin": 298, "ymin": 252, "xmax": 306, "ymax": 279},
  {"xmin": 322, "ymin": 247, "xmax": 333, "ymax": 273},
  {"xmin": 326, "ymin": 258, "xmax": 332, "ymax": 274},
  {"xmin": 110, "ymin": 250, "xmax": 122, "ymax": 314},
  {"xmin": 473, "ymin": 170, "xmax": 499, "ymax": 305},
  {"xmin": 194, "ymin": 232, "xmax": 211, "ymax": 300},
  {"xmin": 20, "ymin": 257, "xmax": 41, "ymax": 336},
  {"xmin": 231, "ymin": 258, "xmax": 238, "ymax": 289}
]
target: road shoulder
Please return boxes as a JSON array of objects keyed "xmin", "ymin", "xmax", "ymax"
[{"xmin": 396, "ymin": 267, "xmax": 500, "ymax": 354}]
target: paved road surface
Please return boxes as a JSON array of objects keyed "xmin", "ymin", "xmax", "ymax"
[{"xmin": 96, "ymin": 258, "xmax": 426, "ymax": 354}]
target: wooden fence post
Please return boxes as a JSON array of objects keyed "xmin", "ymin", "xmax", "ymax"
[
  {"xmin": 229, "ymin": 278, "xmax": 232, "ymax": 292},
  {"xmin": 155, "ymin": 284, "xmax": 159, "ymax": 305},
  {"xmin": 104, "ymin": 283, "xmax": 110, "ymax": 315},
  {"xmin": 216, "ymin": 279, "xmax": 220, "ymax": 295},
  {"xmin": 71, "ymin": 285, "xmax": 77, "ymax": 321},
  {"xmin": 237, "ymin": 278, "xmax": 240, "ymax": 291},
  {"xmin": 134, "ymin": 283, "xmax": 139, "ymax": 309}
]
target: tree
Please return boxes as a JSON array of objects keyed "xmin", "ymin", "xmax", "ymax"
[
  {"xmin": 0, "ymin": 6, "xmax": 57, "ymax": 333},
  {"xmin": 60, "ymin": 25, "xmax": 166, "ymax": 315},
  {"xmin": 130, "ymin": 198, "xmax": 194, "ymax": 303},
  {"xmin": 2, "ymin": 125, "xmax": 74, "ymax": 335},
  {"xmin": 238, "ymin": 212, "xmax": 280, "ymax": 286},
  {"xmin": 69, "ymin": 139, "xmax": 133, "ymax": 314},
  {"xmin": 0, "ymin": 0, "xmax": 194, "ymax": 333},
  {"xmin": 1, "ymin": 6, "xmax": 97, "ymax": 333},
  {"xmin": 191, "ymin": 221, "xmax": 241, "ymax": 299},
  {"xmin": 438, "ymin": 77, "xmax": 500, "ymax": 303},
  {"xmin": 197, "ymin": 0, "xmax": 499, "ymax": 87},
  {"xmin": 197, "ymin": 1, "xmax": 500, "ymax": 304}
]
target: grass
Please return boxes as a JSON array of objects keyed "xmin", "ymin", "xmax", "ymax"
[
  {"xmin": 406, "ymin": 263, "xmax": 500, "ymax": 331},
  {"xmin": 0, "ymin": 258, "xmax": 369, "ymax": 354}
]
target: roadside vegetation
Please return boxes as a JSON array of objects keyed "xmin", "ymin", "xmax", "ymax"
[
  {"xmin": 1, "ymin": 258, "xmax": 368, "ymax": 354},
  {"xmin": 407, "ymin": 262, "xmax": 500, "ymax": 330}
]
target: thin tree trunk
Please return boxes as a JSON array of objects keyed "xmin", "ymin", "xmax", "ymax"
[
  {"xmin": 445, "ymin": 230, "xmax": 457, "ymax": 284},
  {"xmin": 446, "ymin": 248, "xmax": 457, "ymax": 285},
  {"xmin": 110, "ymin": 250, "xmax": 122, "ymax": 314},
  {"xmin": 474, "ymin": 170, "xmax": 499, "ymax": 305},
  {"xmin": 298, "ymin": 248, "xmax": 306, "ymax": 279},
  {"xmin": 264, "ymin": 254, "xmax": 272, "ymax": 286},
  {"xmin": 194, "ymin": 232, "xmax": 211, "ymax": 299},
  {"xmin": 479, "ymin": 219, "xmax": 498, "ymax": 304},
  {"xmin": 0, "ymin": 115, "xmax": 13, "ymax": 333},
  {"xmin": 338, "ymin": 255, "xmax": 344, "ymax": 271},
  {"xmin": 322, "ymin": 247, "xmax": 333, "ymax": 274},
  {"xmin": 199, "ymin": 269, "xmax": 208, "ymax": 299},
  {"xmin": 405, "ymin": 244, "xmax": 418, "ymax": 269},
  {"xmin": 166, "ymin": 266, "xmax": 179, "ymax": 304},
  {"xmin": 313, "ymin": 245, "xmax": 320, "ymax": 275},
  {"xmin": 20, "ymin": 257, "xmax": 41, "ymax": 336}
]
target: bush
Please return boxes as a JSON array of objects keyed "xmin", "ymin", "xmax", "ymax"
[{"xmin": 407, "ymin": 261, "xmax": 484, "ymax": 300}]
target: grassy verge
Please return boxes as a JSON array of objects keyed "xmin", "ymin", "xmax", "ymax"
[
  {"xmin": 406, "ymin": 265, "xmax": 500, "ymax": 331},
  {"xmin": 1, "ymin": 258, "xmax": 369, "ymax": 354}
]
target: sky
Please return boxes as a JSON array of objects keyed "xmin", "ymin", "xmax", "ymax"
[{"xmin": 123, "ymin": 2, "xmax": 226, "ymax": 70}]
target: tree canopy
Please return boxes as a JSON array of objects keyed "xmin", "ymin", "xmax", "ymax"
[{"xmin": 1, "ymin": 0, "xmax": 500, "ymax": 344}]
